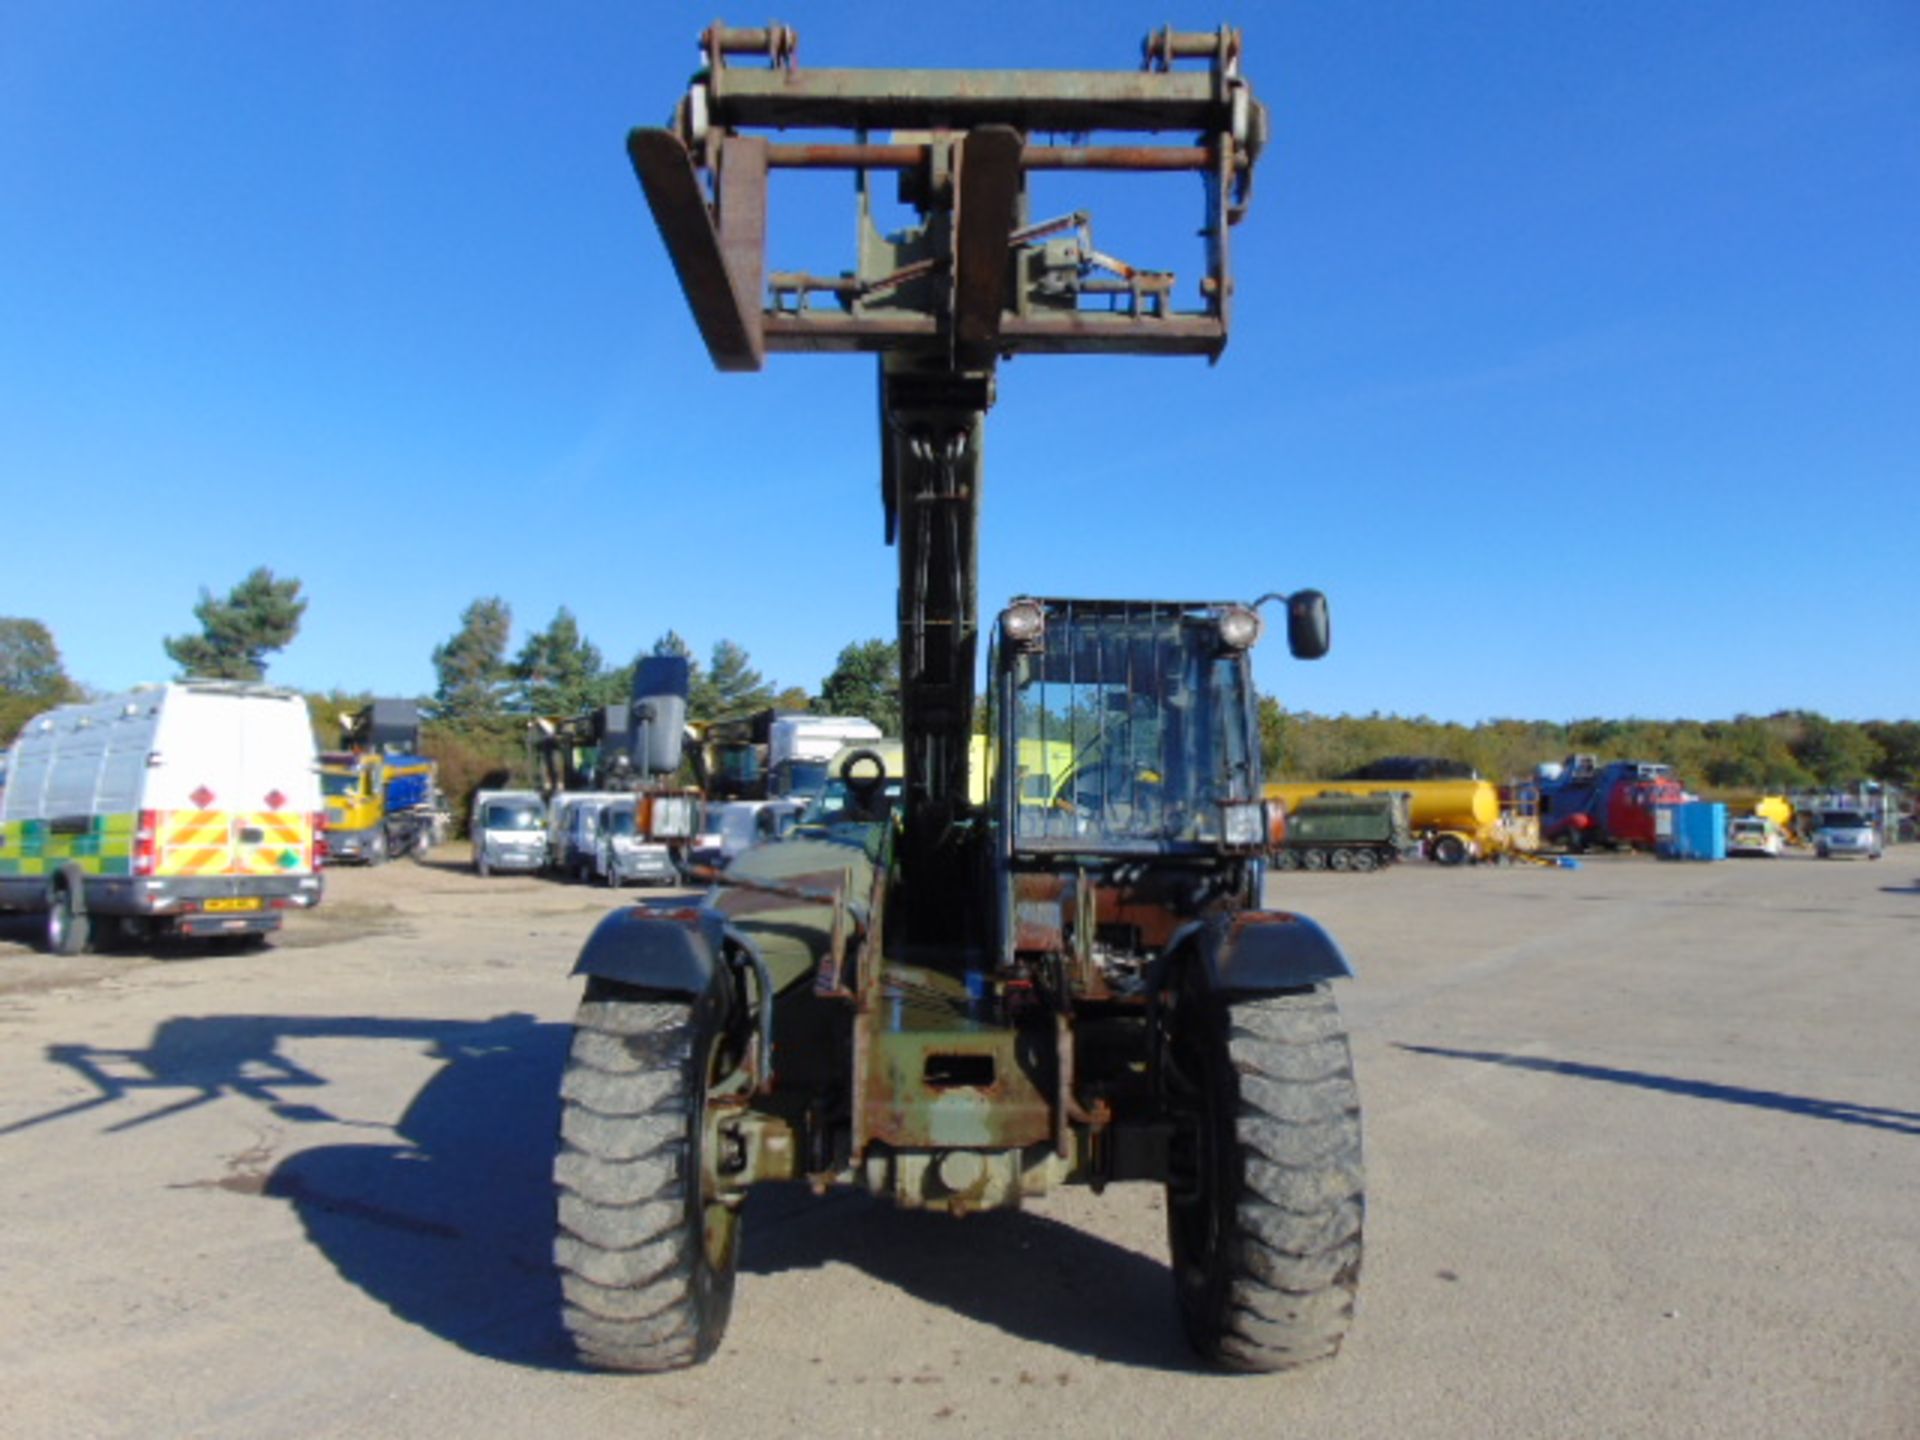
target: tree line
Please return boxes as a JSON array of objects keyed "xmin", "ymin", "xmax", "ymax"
[
  {"xmin": 4, "ymin": 568, "xmax": 1917, "ymax": 798},
  {"xmin": 0, "ymin": 570, "xmax": 904, "ymax": 812}
]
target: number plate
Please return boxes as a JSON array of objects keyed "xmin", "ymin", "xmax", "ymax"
[{"xmin": 202, "ymin": 897, "xmax": 262, "ymax": 913}]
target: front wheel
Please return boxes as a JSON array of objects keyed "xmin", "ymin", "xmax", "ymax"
[
  {"xmin": 367, "ymin": 827, "xmax": 389, "ymax": 867},
  {"xmin": 1164, "ymin": 983, "xmax": 1364, "ymax": 1372},
  {"xmin": 554, "ymin": 979, "xmax": 744, "ymax": 1371}
]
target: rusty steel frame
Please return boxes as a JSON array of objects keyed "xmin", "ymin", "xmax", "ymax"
[{"xmin": 630, "ymin": 20, "xmax": 1262, "ymax": 373}]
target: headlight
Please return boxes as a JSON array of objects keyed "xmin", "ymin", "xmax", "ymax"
[
  {"xmin": 1222, "ymin": 801, "xmax": 1264, "ymax": 848},
  {"xmin": 1000, "ymin": 599, "xmax": 1045, "ymax": 651},
  {"xmin": 1217, "ymin": 605, "xmax": 1263, "ymax": 651}
]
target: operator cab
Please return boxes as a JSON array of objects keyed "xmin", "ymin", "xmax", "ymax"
[{"xmin": 987, "ymin": 593, "xmax": 1326, "ymax": 858}]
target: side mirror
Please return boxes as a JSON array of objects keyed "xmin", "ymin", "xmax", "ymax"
[{"xmin": 1287, "ymin": 589, "xmax": 1331, "ymax": 660}]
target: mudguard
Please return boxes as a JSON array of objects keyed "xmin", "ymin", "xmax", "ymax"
[
  {"xmin": 571, "ymin": 902, "xmax": 727, "ymax": 996},
  {"xmin": 1173, "ymin": 908, "xmax": 1354, "ymax": 996}
]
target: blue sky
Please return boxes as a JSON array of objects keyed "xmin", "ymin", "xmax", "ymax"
[{"xmin": 3, "ymin": 1, "xmax": 1915, "ymax": 723}]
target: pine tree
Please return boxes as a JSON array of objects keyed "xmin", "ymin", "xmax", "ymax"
[
  {"xmin": 432, "ymin": 597, "xmax": 513, "ymax": 724},
  {"xmin": 513, "ymin": 607, "xmax": 605, "ymax": 716},
  {"xmin": 163, "ymin": 568, "xmax": 306, "ymax": 681}
]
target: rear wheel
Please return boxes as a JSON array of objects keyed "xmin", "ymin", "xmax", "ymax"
[
  {"xmin": 46, "ymin": 877, "xmax": 91, "ymax": 956},
  {"xmin": 1328, "ymin": 848, "xmax": 1352, "ymax": 872},
  {"xmin": 1348, "ymin": 848, "xmax": 1379, "ymax": 873},
  {"xmin": 554, "ymin": 979, "xmax": 744, "ymax": 1371},
  {"xmin": 1300, "ymin": 849, "xmax": 1328, "ymax": 872},
  {"xmin": 1164, "ymin": 982, "xmax": 1364, "ymax": 1372},
  {"xmin": 1430, "ymin": 834, "xmax": 1468, "ymax": 867},
  {"xmin": 1271, "ymin": 849, "xmax": 1299, "ymax": 872}
]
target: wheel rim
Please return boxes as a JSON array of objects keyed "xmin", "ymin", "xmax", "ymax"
[
  {"xmin": 48, "ymin": 895, "xmax": 67, "ymax": 949},
  {"xmin": 1351, "ymin": 849, "xmax": 1377, "ymax": 872},
  {"xmin": 1329, "ymin": 849, "xmax": 1351, "ymax": 871}
]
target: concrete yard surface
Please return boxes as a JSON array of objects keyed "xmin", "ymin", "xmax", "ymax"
[{"xmin": 1, "ymin": 848, "xmax": 1916, "ymax": 1438}]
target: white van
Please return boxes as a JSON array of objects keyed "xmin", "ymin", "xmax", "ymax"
[
  {"xmin": 547, "ymin": 791, "xmax": 629, "ymax": 881},
  {"xmin": 470, "ymin": 789, "xmax": 547, "ymax": 876},
  {"xmin": 0, "ymin": 682, "xmax": 324, "ymax": 952}
]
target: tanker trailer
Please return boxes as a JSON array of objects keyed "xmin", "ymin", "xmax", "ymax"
[{"xmin": 1264, "ymin": 778, "xmax": 1502, "ymax": 865}]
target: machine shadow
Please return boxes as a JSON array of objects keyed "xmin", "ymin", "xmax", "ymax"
[
  {"xmin": 267, "ymin": 1018, "xmax": 1197, "ymax": 1371},
  {"xmin": 738, "ymin": 1185, "xmax": 1201, "ymax": 1372},
  {"xmin": 262, "ymin": 1015, "xmax": 577, "ymax": 1369},
  {"xmin": 1399, "ymin": 1043, "xmax": 1920, "ymax": 1136}
]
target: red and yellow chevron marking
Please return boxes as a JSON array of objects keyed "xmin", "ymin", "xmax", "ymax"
[
  {"xmin": 157, "ymin": 810, "xmax": 233, "ymax": 876},
  {"xmin": 166, "ymin": 844, "xmax": 234, "ymax": 876},
  {"xmin": 160, "ymin": 810, "xmax": 228, "ymax": 848},
  {"xmin": 150, "ymin": 810, "xmax": 313, "ymax": 876},
  {"xmin": 233, "ymin": 811, "xmax": 311, "ymax": 875}
]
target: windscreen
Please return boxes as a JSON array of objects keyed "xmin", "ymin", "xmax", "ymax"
[
  {"xmin": 784, "ymin": 758, "xmax": 830, "ymax": 798},
  {"xmin": 1007, "ymin": 604, "xmax": 1256, "ymax": 849},
  {"xmin": 482, "ymin": 801, "xmax": 544, "ymax": 831}
]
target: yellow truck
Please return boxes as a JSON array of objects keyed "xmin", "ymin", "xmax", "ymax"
[{"xmin": 318, "ymin": 700, "xmax": 445, "ymax": 864}]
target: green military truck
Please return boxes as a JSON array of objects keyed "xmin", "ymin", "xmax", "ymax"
[{"xmin": 1271, "ymin": 791, "xmax": 1411, "ymax": 873}]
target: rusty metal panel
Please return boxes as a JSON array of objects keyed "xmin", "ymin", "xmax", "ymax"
[{"xmin": 854, "ymin": 962, "xmax": 1053, "ymax": 1151}]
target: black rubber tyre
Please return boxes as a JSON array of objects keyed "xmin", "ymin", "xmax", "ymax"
[
  {"xmin": 476, "ymin": 853, "xmax": 491, "ymax": 878},
  {"xmin": 1164, "ymin": 983, "xmax": 1364, "ymax": 1373},
  {"xmin": 554, "ymin": 979, "xmax": 742, "ymax": 1372},
  {"xmin": 367, "ymin": 827, "xmax": 389, "ymax": 867},
  {"xmin": 47, "ymin": 876, "xmax": 91, "ymax": 956},
  {"xmin": 1430, "ymin": 834, "xmax": 1468, "ymax": 867},
  {"xmin": 1300, "ymin": 848, "xmax": 1328, "ymax": 872},
  {"xmin": 1348, "ymin": 848, "xmax": 1379, "ymax": 874},
  {"xmin": 1328, "ymin": 848, "xmax": 1352, "ymax": 872},
  {"xmin": 1271, "ymin": 849, "xmax": 1299, "ymax": 872}
]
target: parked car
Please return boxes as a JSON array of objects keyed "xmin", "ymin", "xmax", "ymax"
[
  {"xmin": 688, "ymin": 797, "xmax": 807, "ymax": 870},
  {"xmin": 551, "ymin": 793, "xmax": 625, "ymax": 881},
  {"xmin": 470, "ymin": 789, "xmax": 548, "ymax": 876},
  {"xmin": 589, "ymin": 800, "xmax": 679, "ymax": 887},
  {"xmin": 1811, "ymin": 810, "xmax": 1882, "ymax": 861},
  {"xmin": 1726, "ymin": 816, "xmax": 1785, "ymax": 858}
]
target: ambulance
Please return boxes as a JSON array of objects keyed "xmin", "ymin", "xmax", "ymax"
[{"xmin": 0, "ymin": 681, "xmax": 324, "ymax": 952}]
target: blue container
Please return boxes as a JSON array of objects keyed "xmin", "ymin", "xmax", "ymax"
[{"xmin": 1675, "ymin": 801, "xmax": 1727, "ymax": 861}]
